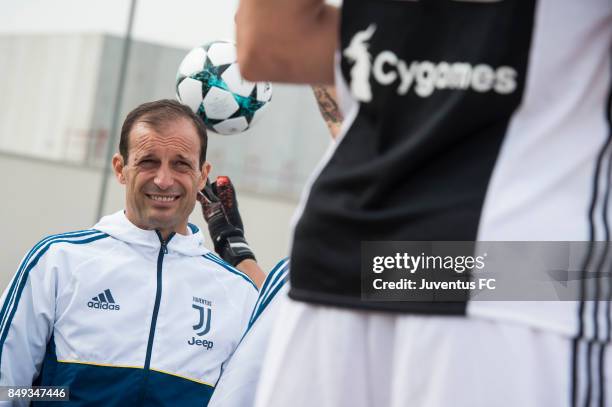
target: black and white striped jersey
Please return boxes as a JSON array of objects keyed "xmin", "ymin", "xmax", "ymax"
[{"xmin": 290, "ymin": 0, "xmax": 612, "ymax": 333}]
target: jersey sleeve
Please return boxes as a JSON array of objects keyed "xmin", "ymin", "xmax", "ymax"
[
  {"xmin": 209, "ymin": 259, "xmax": 289, "ymax": 407},
  {"xmin": 0, "ymin": 245, "xmax": 56, "ymax": 388}
]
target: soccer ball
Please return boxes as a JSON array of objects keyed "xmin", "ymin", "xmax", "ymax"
[{"xmin": 175, "ymin": 41, "xmax": 272, "ymax": 135}]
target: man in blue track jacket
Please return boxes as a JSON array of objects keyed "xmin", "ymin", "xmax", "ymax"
[{"xmin": 0, "ymin": 99, "xmax": 258, "ymax": 406}]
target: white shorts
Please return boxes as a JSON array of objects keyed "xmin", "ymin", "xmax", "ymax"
[{"xmin": 255, "ymin": 295, "xmax": 611, "ymax": 407}]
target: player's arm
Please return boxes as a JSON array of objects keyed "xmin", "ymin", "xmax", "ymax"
[
  {"xmin": 199, "ymin": 177, "xmax": 266, "ymax": 288},
  {"xmin": 236, "ymin": 0, "xmax": 339, "ymax": 84},
  {"xmin": 312, "ymin": 85, "xmax": 343, "ymax": 139},
  {"xmin": 208, "ymin": 258, "xmax": 289, "ymax": 407},
  {"xmin": 0, "ymin": 249, "xmax": 55, "ymax": 389},
  {"xmin": 234, "ymin": 259, "xmax": 265, "ymax": 288}
]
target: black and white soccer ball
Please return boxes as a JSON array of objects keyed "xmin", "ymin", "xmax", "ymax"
[{"xmin": 176, "ymin": 41, "xmax": 272, "ymax": 135}]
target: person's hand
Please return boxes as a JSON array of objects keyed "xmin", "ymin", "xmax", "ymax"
[{"xmin": 198, "ymin": 176, "xmax": 256, "ymax": 267}]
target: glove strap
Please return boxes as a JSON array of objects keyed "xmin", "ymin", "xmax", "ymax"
[{"xmin": 215, "ymin": 232, "xmax": 256, "ymax": 267}]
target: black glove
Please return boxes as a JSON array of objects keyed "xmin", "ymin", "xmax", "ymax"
[{"xmin": 199, "ymin": 176, "xmax": 255, "ymax": 266}]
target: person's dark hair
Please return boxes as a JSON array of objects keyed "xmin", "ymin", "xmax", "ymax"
[{"xmin": 119, "ymin": 99, "xmax": 208, "ymax": 167}]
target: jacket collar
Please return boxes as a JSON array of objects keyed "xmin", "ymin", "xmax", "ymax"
[{"xmin": 93, "ymin": 210, "xmax": 209, "ymax": 257}]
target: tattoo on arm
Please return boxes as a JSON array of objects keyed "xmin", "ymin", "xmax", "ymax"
[{"xmin": 312, "ymin": 85, "xmax": 343, "ymax": 139}]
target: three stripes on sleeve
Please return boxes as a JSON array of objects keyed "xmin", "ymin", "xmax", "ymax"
[{"xmin": 248, "ymin": 258, "xmax": 290, "ymax": 330}]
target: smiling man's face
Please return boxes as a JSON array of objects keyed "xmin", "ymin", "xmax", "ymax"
[{"xmin": 112, "ymin": 118, "xmax": 209, "ymax": 239}]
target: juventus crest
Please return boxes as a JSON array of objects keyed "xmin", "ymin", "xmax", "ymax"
[{"xmin": 192, "ymin": 304, "xmax": 212, "ymax": 336}]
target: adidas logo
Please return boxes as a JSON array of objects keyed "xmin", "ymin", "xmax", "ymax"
[{"xmin": 87, "ymin": 289, "xmax": 121, "ymax": 311}]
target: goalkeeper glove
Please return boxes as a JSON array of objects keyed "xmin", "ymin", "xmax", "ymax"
[{"xmin": 199, "ymin": 176, "xmax": 256, "ymax": 266}]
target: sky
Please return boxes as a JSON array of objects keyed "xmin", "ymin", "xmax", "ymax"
[{"xmin": 0, "ymin": 0, "xmax": 239, "ymax": 49}]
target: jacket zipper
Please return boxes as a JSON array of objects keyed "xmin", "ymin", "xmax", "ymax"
[{"xmin": 139, "ymin": 231, "xmax": 174, "ymax": 404}]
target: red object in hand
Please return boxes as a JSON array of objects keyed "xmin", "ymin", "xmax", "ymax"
[{"xmin": 217, "ymin": 176, "xmax": 230, "ymax": 187}]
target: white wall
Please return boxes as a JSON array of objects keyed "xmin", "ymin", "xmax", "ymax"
[
  {"xmin": 0, "ymin": 34, "xmax": 103, "ymax": 161},
  {"xmin": 0, "ymin": 33, "xmax": 331, "ymax": 201},
  {"xmin": 0, "ymin": 33, "xmax": 333, "ymax": 292},
  {"xmin": 0, "ymin": 152, "xmax": 297, "ymax": 291}
]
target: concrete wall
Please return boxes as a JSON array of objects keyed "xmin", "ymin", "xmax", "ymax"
[
  {"xmin": 0, "ymin": 152, "xmax": 297, "ymax": 291},
  {"xmin": 0, "ymin": 34, "xmax": 103, "ymax": 162},
  {"xmin": 0, "ymin": 33, "xmax": 333, "ymax": 292},
  {"xmin": 0, "ymin": 33, "xmax": 331, "ymax": 201}
]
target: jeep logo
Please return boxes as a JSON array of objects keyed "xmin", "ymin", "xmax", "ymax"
[{"xmin": 187, "ymin": 336, "xmax": 214, "ymax": 350}]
